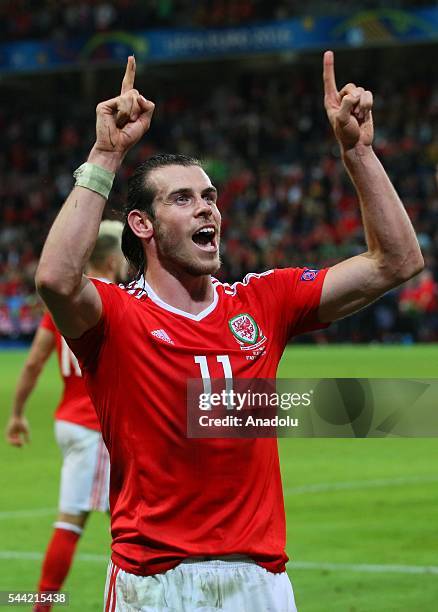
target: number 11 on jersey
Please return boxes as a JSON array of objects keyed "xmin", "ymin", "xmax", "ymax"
[{"xmin": 194, "ymin": 355, "xmax": 233, "ymax": 410}]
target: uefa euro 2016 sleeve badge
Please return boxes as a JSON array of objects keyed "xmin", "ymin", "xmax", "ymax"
[{"xmin": 300, "ymin": 269, "xmax": 319, "ymax": 281}]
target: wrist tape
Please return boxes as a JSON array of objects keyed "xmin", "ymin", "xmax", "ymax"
[{"xmin": 73, "ymin": 162, "xmax": 115, "ymax": 200}]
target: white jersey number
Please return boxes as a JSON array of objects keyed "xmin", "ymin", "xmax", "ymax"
[
  {"xmin": 61, "ymin": 338, "xmax": 82, "ymax": 377},
  {"xmin": 194, "ymin": 355, "xmax": 233, "ymax": 409}
]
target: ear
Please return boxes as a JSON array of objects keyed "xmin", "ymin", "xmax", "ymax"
[{"xmin": 127, "ymin": 209, "xmax": 154, "ymax": 240}]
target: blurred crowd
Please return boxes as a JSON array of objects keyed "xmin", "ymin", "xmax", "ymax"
[
  {"xmin": 1, "ymin": 48, "xmax": 438, "ymax": 343},
  {"xmin": 0, "ymin": 0, "xmax": 433, "ymax": 41}
]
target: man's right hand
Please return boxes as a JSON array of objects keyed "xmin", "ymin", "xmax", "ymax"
[
  {"xmin": 5, "ymin": 416, "xmax": 30, "ymax": 447},
  {"xmin": 92, "ymin": 56, "xmax": 155, "ymax": 164},
  {"xmin": 36, "ymin": 56, "xmax": 154, "ymax": 339}
]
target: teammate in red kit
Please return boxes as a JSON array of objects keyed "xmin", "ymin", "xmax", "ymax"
[
  {"xmin": 35, "ymin": 54, "xmax": 423, "ymax": 611},
  {"xmin": 6, "ymin": 221, "xmax": 126, "ymax": 611}
]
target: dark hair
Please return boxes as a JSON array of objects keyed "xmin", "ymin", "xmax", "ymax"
[{"xmin": 122, "ymin": 153, "xmax": 202, "ymax": 279}]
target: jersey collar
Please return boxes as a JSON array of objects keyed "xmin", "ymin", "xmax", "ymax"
[{"xmin": 137, "ymin": 276, "xmax": 219, "ymax": 322}]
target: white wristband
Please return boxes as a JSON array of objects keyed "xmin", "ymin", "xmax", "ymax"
[{"xmin": 73, "ymin": 162, "xmax": 115, "ymax": 200}]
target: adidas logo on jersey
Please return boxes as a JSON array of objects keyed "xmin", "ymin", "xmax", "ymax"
[{"xmin": 151, "ymin": 329, "xmax": 174, "ymax": 345}]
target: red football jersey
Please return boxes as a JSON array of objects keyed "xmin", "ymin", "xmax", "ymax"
[
  {"xmin": 40, "ymin": 313, "xmax": 100, "ymax": 431},
  {"xmin": 68, "ymin": 267, "xmax": 328, "ymax": 576}
]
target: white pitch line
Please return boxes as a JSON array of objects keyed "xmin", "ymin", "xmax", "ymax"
[
  {"xmin": 1, "ymin": 475, "xmax": 436, "ymax": 519},
  {"xmin": 0, "ymin": 551, "xmax": 107, "ymax": 563},
  {"xmin": 289, "ymin": 561, "xmax": 438, "ymax": 575},
  {"xmin": 0, "ymin": 552, "xmax": 437, "ymax": 575},
  {"xmin": 284, "ymin": 474, "xmax": 438, "ymax": 496},
  {"xmin": 0, "ymin": 508, "xmax": 56, "ymax": 520}
]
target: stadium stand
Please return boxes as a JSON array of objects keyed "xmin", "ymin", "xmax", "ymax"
[
  {"xmin": 1, "ymin": 4, "xmax": 437, "ymax": 343},
  {"xmin": 0, "ymin": 0, "xmax": 434, "ymax": 41}
]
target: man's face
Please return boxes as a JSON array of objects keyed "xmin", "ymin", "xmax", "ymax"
[{"xmin": 148, "ymin": 165, "xmax": 221, "ymax": 276}]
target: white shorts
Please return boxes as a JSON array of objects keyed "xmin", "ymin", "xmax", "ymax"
[
  {"xmin": 104, "ymin": 558, "xmax": 297, "ymax": 611},
  {"xmin": 55, "ymin": 420, "xmax": 110, "ymax": 515}
]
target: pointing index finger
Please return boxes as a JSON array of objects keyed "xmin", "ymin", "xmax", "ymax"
[
  {"xmin": 323, "ymin": 50, "xmax": 338, "ymax": 99},
  {"xmin": 121, "ymin": 55, "xmax": 136, "ymax": 95}
]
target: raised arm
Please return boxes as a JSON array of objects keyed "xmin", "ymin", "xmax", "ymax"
[
  {"xmin": 5, "ymin": 326, "xmax": 55, "ymax": 447},
  {"xmin": 318, "ymin": 51, "xmax": 423, "ymax": 323},
  {"xmin": 35, "ymin": 57, "xmax": 155, "ymax": 338}
]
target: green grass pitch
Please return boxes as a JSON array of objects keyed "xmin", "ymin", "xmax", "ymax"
[{"xmin": 1, "ymin": 345, "xmax": 438, "ymax": 611}]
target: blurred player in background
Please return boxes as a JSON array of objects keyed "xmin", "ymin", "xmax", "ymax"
[
  {"xmin": 5, "ymin": 220, "xmax": 126, "ymax": 611},
  {"xmin": 34, "ymin": 54, "xmax": 422, "ymax": 611}
]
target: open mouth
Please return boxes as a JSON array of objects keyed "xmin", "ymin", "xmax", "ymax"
[{"xmin": 192, "ymin": 226, "xmax": 217, "ymax": 252}]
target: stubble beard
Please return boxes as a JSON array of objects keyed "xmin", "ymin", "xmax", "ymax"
[{"xmin": 154, "ymin": 222, "xmax": 221, "ymax": 277}]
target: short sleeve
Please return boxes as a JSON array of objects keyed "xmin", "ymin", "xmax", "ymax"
[
  {"xmin": 39, "ymin": 311, "xmax": 56, "ymax": 333},
  {"xmin": 273, "ymin": 267, "xmax": 329, "ymax": 338},
  {"xmin": 66, "ymin": 280, "xmax": 128, "ymax": 373}
]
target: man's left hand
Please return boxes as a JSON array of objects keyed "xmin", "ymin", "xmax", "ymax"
[{"xmin": 323, "ymin": 50, "xmax": 374, "ymax": 152}]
